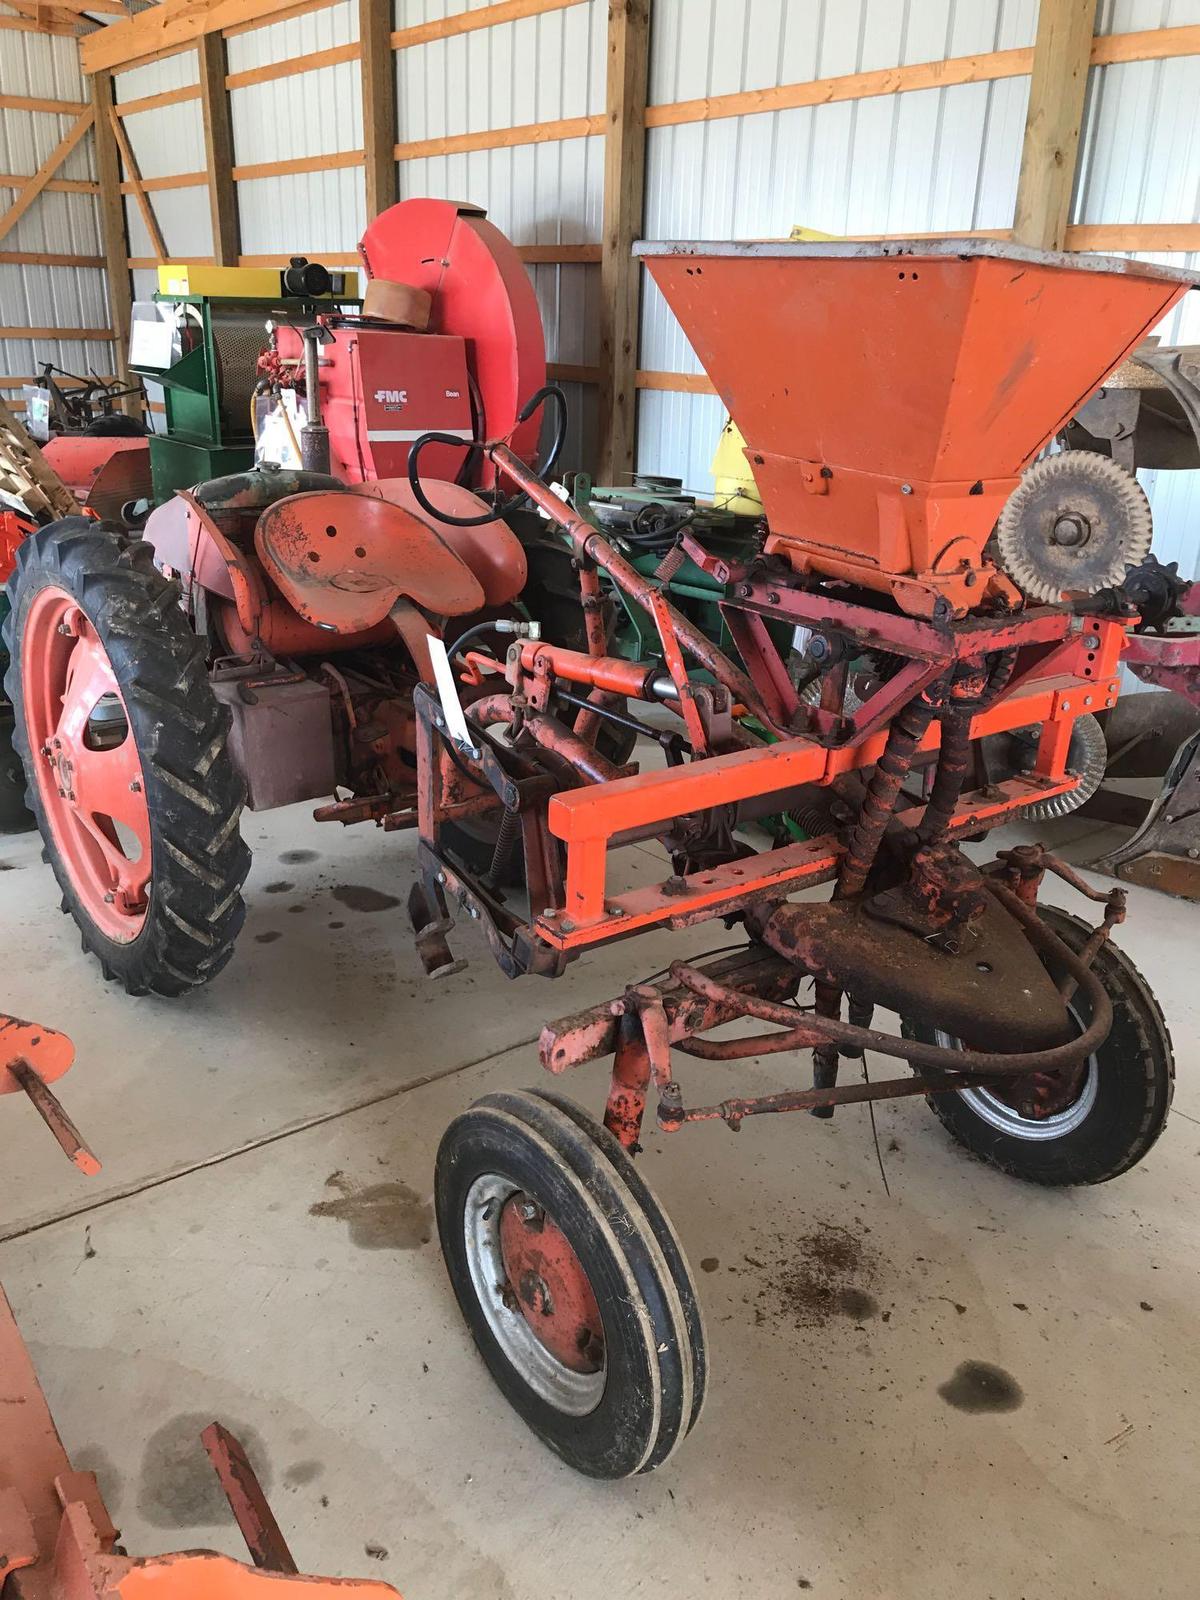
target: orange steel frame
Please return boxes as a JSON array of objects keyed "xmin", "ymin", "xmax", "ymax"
[
  {"xmin": 423, "ymin": 437, "xmax": 1128, "ymax": 966},
  {"xmin": 523, "ymin": 619, "xmax": 1125, "ymax": 950}
]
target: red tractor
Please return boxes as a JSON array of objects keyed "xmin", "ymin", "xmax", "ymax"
[{"xmin": 1, "ymin": 198, "xmax": 554, "ymax": 992}]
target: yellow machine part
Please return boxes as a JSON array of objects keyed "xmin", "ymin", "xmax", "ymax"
[
  {"xmin": 156, "ymin": 264, "xmax": 360, "ymax": 298},
  {"xmin": 710, "ymin": 224, "xmax": 839, "ymax": 515}
]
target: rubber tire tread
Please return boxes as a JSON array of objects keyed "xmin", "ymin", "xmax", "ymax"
[
  {"xmin": 527, "ymin": 1086, "xmax": 707, "ymax": 1439},
  {"xmin": 3, "ymin": 517, "xmax": 250, "ymax": 996},
  {"xmin": 436, "ymin": 1089, "xmax": 695, "ymax": 1478},
  {"xmin": 904, "ymin": 905, "xmax": 1174, "ymax": 1186},
  {"xmin": 0, "ymin": 710, "xmax": 35, "ymax": 832}
]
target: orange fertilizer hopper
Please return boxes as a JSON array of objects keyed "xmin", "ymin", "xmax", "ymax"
[{"xmin": 636, "ymin": 238, "xmax": 1198, "ymax": 616}]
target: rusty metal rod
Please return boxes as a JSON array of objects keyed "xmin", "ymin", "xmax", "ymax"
[
  {"xmin": 11, "ymin": 1059, "xmax": 100, "ymax": 1175},
  {"xmin": 837, "ymin": 681, "xmax": 947, "ymax": 897},
  {"xmin": 489, "ymin": 442, "xmax": 776, "ymax": 728},
  {"xmin": 662, "ymin": 1069, "xmax": 1004, "ymax": 1128},
  {"xmin": 669, "ymin": 908, "xmax": 1113, "ymax": 1076}
]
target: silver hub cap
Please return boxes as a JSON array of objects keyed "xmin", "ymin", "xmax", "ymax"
[{"xmin": 463, "ymin": 1173, "xmax": 606, "ymax": 1416}]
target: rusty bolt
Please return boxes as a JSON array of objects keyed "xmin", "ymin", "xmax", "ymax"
[
  {"xmin": 56, "ymin": 622, "xmax": 72, "ymax": 636},
  {"xmin": 103, "ymin": 892, "xmax": 115, "ymax": 903},
  {"xmin": 129, "ymin": 779, "xmax": 141, "ymax": 793}
]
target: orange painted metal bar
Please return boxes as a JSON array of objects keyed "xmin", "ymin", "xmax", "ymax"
[{"xmin": 542, "ymin": 662, "xmax": 1119, "ymax": 935}]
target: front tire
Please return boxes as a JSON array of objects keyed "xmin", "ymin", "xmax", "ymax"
[
  {"xmin": 903, "ymin": 905, "xmax": 1173, "ymax": 1185},
  {"xmin": 4, "ymin": 518, "xmax": 250, "ymax": 996},
  {"xmin": 435, "ymin": 1088, "xmax": 706, "ymax": 1478}
]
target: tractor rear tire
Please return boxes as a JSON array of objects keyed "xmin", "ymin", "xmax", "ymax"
[
  {"xmin": 3, "ymin": 517, "xmax": 250, "ymax": 996},
  {"xmin": 0, "ymin": 709, "xmax": 34, "ymax": 832}
]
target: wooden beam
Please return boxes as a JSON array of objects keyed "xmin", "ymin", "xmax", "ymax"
[
  {"xmin": 646, "ymin": 47, "xmax": 1033, "ymax": 129},
  {"xmin": 114, "ymin": 85, "xmax": 201, "ymax": 118},
  {"xmin": 81, "ymin": 0, "xmax": 337, "ymax": 73},
  {"xmin": 107, "ymin": 104, "xmax": 168, "ymax": 262},
  {"xmin": 390, "ymin": 0, "xmax": 584, "ymax": 51},
  {"xmin": 635, "ymin": 369, "xmax": 716, "ymax": 395},
  {"xmin": 232, "ymin": 150, "xmax": 364, "ymax": 182},
  {"xmin": 360, "ymin": 0, "xmax": 396, "ymax": 222},
  {"xmin": 237, "ymin": 250, "xmax": 358, "ymax": 266},
  {"xmin": 394, "ymin": 114, "xmax": 603, "ymax": 163},
  {"xmin": 0, "ymin": 250, "xmax": 104, "ymax": 266},
  {"xmin": 1065, "ymin": 222, "xmax": 1200, "ymax": 252},
  {"xmin": 548, "ymin": 362, "xmax": 601, "ymax": 385},
  {"xmin": 0, "ymin": 172, "xmax": 98, "ymax": 195},
  {"xmin": 92, "ymin": 69, "xmax": 136, "ymax": 416},
  {"xmin": 0, "ymin": 108, "xmax": 93, "ymax": 247},
  {"xmin": 1013, "ymin": 0, "xmax": 1100, "ymax": 251},
  {"xmin": 0, "ymin": 93, "xmax": 88, "ymax": 116},
  {"xmin": 225, "ymin": 41, "xmax": 360, "ymax": 90},
  {"xmin": 0, "ymin": 327, "xmax": 115, "ymax": 340},
  {"xmin": 0, "ymin": 10, "xmax": 79, "ymax": 35},
  {"xmin": 198, "ymin": 33, "xmax": 240, "ymax": 265},
  {"xmin": 1092, "ymin": 23, "xmax": 1200, "ymax": 65},
  {"xmin": 598, "ymin": 0, "xmax": 651, "ymax": 483},
  {"xmin": 517, "ymin": 243, "xmax": 602, "ymax": 263},
  {"xmin": 119, "ymin": 172, "xmax": 207, "ymax": 194}
]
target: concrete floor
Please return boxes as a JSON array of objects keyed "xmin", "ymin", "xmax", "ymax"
[{"xmin": 3, "ymin": 803, "xmax": 1199, "ymax": 1600}]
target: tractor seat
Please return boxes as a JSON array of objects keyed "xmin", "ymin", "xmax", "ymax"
[
  {"xmin": 255, "ymin": 490, "xmax": 484, "ymax": 634},
  {"xmin": 351, "ymin": 477, "xmax": 528, "ymax": 608}
]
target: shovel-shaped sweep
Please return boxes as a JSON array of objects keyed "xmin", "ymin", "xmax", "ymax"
[{"xmin": 637, "ymin": 237, "xmax": 1199, "ymax": 614}]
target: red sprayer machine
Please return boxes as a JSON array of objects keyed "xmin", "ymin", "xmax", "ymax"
[{"xmin": 259, "ymin": 197, "xmax": 545, "ymax": 487}]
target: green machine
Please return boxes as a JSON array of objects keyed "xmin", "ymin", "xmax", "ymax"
[{"xmin": 128, "ymin": 259, "xmax": 358, "ymax": 503}]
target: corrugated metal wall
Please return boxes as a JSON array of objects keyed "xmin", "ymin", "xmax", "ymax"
[
  {"xmin": 0, "ymin": 30, "xmax": 108, "ymax": 399},
  {"xmin": 227, "ymin": 0, "xmax": 364, "ymax": 256},
  {"xmin": 393, "ymin": 0, "xmax": 607, "ymax": 468},
  {"xmin": 1083, "ymin": 0, "xmax": 1200, "ymax": 585}
]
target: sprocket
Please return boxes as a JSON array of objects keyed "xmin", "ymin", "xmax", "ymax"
[{"xmin": 996, "ymin": 451, "xmax": 1153, "ymax": 603}]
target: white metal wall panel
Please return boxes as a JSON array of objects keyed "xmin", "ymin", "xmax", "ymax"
[
  {"xmin": 1075, "ymin": 6, "xmax": 1200, "ymax": 586},
  {"xmin": 639, "ymin": 0, "xmax": 1039, "ymax": 492},
  {"xmin": 0, "ymin": 31, "xmax": 111, "ymax": 389},
  {"xmin": 228, "ymin": 1, "xmax": 363, "ymax": 255},
  {"xmin": 394, "ymin": 0, "xmax": 605, "ymax": 467}
]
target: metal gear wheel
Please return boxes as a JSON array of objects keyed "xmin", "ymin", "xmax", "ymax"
[{"xmin": 996, "ymin": 451, "xmax": 1153, "ymax": 603}]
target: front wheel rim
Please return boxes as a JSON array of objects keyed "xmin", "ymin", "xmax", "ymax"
[
  {"xmin": 935, "ymin": 1014, "xmax": 1100, "ymax": 1141},
  {"xmin": 463, "ymin": 1172, "xmax": 607, "ymax": 1416},
  {"xmin": 22, "ymin": 585, "xmax": 152, "ymax": 943}
]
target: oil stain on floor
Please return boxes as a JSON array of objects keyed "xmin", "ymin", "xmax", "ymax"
[
  {"xmin": 331, "ymin": 885, "xmax": 401, "ymax": 913},
  {"xmin": 938, "ymin": 1359, "xmax": 1024, "ymax": 1413},
  {"xmin": 138, "ymin": 1414, "xmax": 272, "ymax": 1528},
  {"xmin": 310, "ymin": 1170, "xmax": 432, "ymax": 1249}
]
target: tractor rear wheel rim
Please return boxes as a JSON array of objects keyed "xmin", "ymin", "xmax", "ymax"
[
  {"xmin": 22, "ymin": 585, "xmax": 151, "ymax": 942},
  {"xmin": 463, "ymin": 1173, "xmax": 606, "ymax": 1415}
]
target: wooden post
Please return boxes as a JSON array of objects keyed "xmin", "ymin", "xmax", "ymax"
[
  {"xmin": 91, "ymin": 70, "xmax": 137, "ymax": 418},
  {"xmin": 597, "ymin": 0, "xmax": 651, "ymax": 483},
  {"xmin": 198, "ymin": 32, "xmax": 240, "ymax": 264},
  {"xmin": 1012, "ymin": 0, "xmax": 1100, "ymax": 252},
  {"xmin": 359, "ymin": 0, "xmax": 397, "ymax": 221}
]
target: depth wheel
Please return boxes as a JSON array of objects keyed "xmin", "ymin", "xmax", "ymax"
[
  {"xmin": 3, "ymin": 517, "xmax": 250, "ymax": 996},
  {"xmin": 435, "ymin": 1088, "xmax": 706, "ymax": 1478},
  {"xmin": 0, "ymin": 709, "xmax": 34, "ymax": 832},
  {"xmin": 903, "ymin": 905, "xmax": 1174, "ymax": 1185}
]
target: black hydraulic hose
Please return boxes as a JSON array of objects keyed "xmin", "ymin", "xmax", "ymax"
[{"xmin": 407, "ymin": 385, "xmax": 568, "ymax": 528}]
